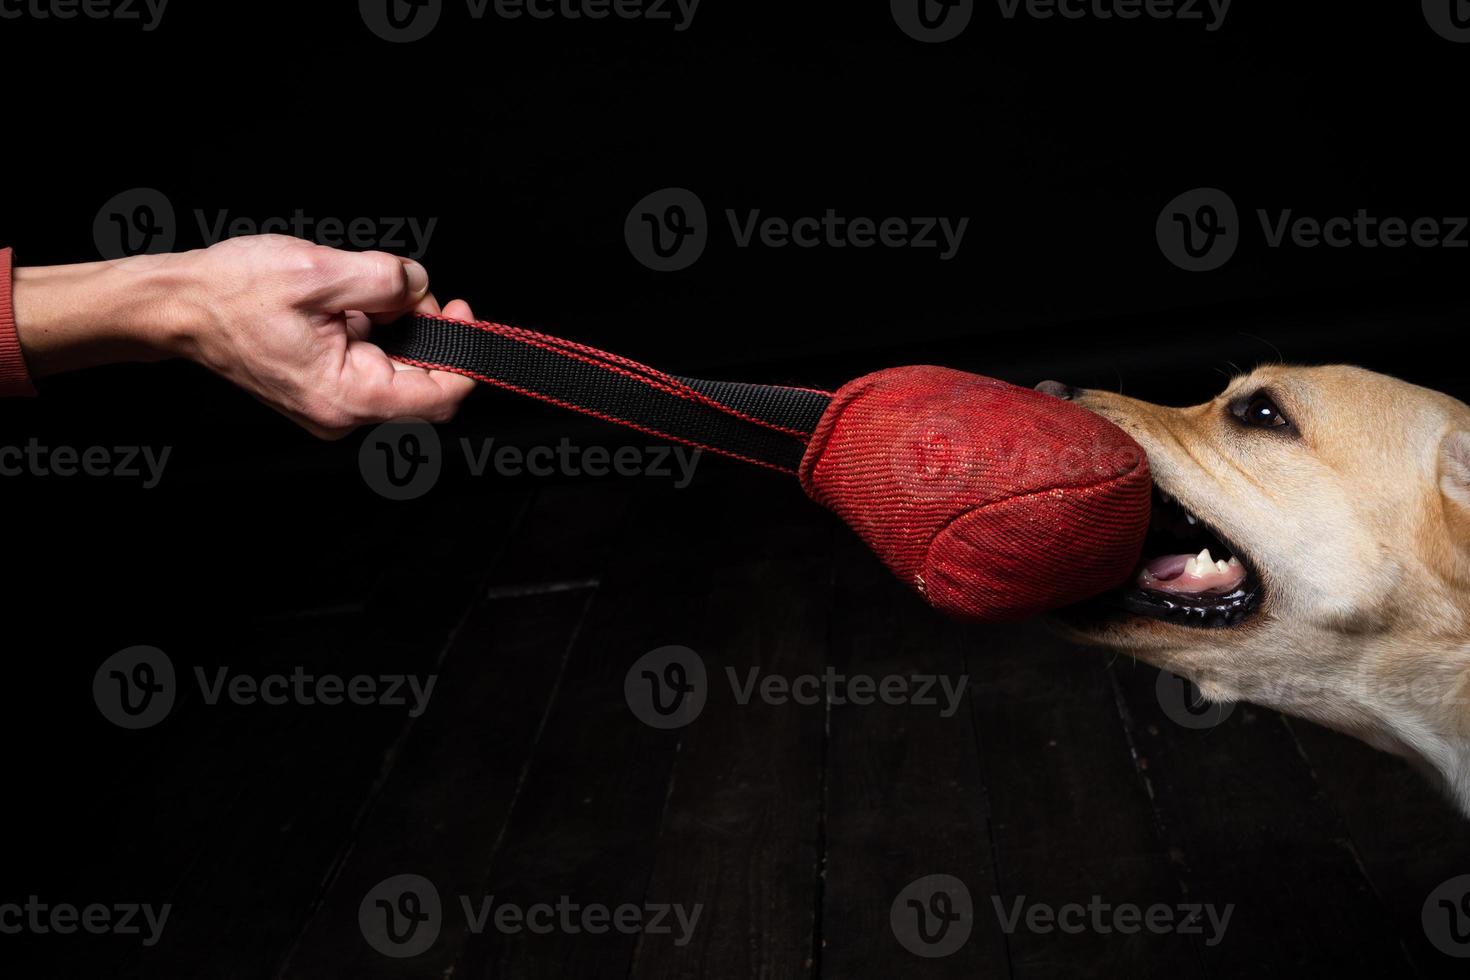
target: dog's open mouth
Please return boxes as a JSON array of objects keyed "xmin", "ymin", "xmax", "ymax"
[{"xmin": 1111, "ymin": 484, "xmax": 1263, "ymax": 628}]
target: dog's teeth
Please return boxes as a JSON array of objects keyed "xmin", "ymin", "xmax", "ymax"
[
  {"xmin": 1196, "ymin": 548, "xmax": 1213, "ymax": 566},
  {"xmin": 1185, "ymin": 513, "xmax": 1197, "ymax": 525},
  {"xmin": 1216, "ymin": 559, "xmax": 1229, "ymax": 573},
  {"xmin": 1227, "ymin": 556, "xmax": 1241, "ymax": 568},
  {"xmin": 1184, "ymin": 557, "xmax": 1199, "ymax": 576}
]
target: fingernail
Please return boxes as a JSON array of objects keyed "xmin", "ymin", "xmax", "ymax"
[{"xmin": 404, "ymin": 260, "xmax": 429, "ymax": 296}]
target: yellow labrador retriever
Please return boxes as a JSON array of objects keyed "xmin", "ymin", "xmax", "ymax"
[{"xmin": 1040, "ymin": 366, "xmax": 1470, "ymax": 815}]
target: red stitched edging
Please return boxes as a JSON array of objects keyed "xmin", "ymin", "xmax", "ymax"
[
  {"xmin": 392, "ymin": 356, "xmax": 800, "ymax": 477},
  {"xmin": 410, "ymin": 314, "xmax": 825, "ymax": 441}
]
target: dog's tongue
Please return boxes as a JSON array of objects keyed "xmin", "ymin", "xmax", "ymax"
[{"xmin": 1138, "ymin": 549, "xmax": 1245, "ymax": 595}]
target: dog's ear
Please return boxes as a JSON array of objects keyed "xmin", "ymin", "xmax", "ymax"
[{"xmin": 1439, "ymin": 431, "xmax": 1470, "ymax": 527}]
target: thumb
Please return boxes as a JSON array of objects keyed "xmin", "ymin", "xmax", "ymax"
[{"xmin": 305, "ymin": 249, "xmax": 431, "ymax": 315}]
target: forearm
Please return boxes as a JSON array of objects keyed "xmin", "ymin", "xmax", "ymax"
[
  {"xmin": 0, "ymin": 235, "xmax": 472, "ymax": 436},
  {"xmin": 10, "ymin": 253, "xmax": 193, "ymax": 377}
]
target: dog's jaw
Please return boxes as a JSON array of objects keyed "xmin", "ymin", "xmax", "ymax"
[{"xmin": 1052, "ymin": 367, "xmax": 1470, "ymax": 818}]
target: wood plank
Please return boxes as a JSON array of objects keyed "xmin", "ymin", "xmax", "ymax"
[
  {"xmin": 278, "ymin": 481, "xmax": 631, "ymax": 978},
  {"xmin": 454, "ymin": 472, "xmax": 810, "ymax": 979},
  {"xmin": 1108, "ymin": 660, "xmax": 1413, "ymax": 976},
  {"xmin": 13, "ymin": 488, "xmax": 530, "ymax": 979},
  {"xmin": 962, "ymin": 622, "xmax": 1201, "ymax": 979},
  {"xmin": 628, "ymin": 486, "xmax": 831, "ymax": 980},
  {"xmin": 1286, "ymin": 718, "xmax": 1470, "ymax": 977},
  {"xmin": 279, "ymin": 587, "xmax": 598, "ymax": 978},
  {"xmin": 820, "ymin": 534, "xmax": 1013, "ymax": 978}
]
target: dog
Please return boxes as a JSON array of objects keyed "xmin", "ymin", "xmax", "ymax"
[{"xmin": 1039, "ymin": 365, "xmax": 1470, "ymax": 815}]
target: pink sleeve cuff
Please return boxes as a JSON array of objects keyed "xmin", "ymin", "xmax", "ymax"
[{"xmin": 0, "ymin": 247, "xmax": 37, "ymax": 397}]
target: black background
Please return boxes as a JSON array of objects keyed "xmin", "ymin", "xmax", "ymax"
[{"xmin": 3, "ymin": 1, "xmax": 1470, "ymax": 977}]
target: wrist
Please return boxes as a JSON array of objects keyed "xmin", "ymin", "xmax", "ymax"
[{"xmin": 11, "ymin": 251, "xmax": 200, "ymax": 376}]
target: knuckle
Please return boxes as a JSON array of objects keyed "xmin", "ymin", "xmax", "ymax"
[{"xmin": 364, "ymin": 253, "xmax": 409, "ymax": 298}]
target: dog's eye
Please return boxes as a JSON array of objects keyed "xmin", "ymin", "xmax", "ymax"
[{"xmin": 1231, "ymin": 393, "xmax": 1291, "ymax": 430}]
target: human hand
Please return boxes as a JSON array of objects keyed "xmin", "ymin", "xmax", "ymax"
[{"xmin": 12, "ymin": 235, "xmax": 477, "ymax": 438}]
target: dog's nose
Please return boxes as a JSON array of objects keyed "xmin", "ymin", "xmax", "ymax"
[{"xmin": 1035, "ymin": 379, "xmax": 1079, "ymax": 401}]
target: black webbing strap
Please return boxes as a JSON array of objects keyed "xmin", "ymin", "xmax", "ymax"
[{"xmin": 381, "ymin": 314, "xmax": 833, "ymax": 474}]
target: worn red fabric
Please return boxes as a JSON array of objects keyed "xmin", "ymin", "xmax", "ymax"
[
  {"xmin": 800, "ymin": 366, "xmax": 1151, "ymax": 621},
  {"xmin": 0, "ymin": 247, "xmax": 36, "ymax": 397}
]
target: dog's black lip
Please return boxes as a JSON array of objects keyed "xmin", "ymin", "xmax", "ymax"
[{"xmin": 1073, "ymin": 483, "xmax": 1265, "ymax": 630}]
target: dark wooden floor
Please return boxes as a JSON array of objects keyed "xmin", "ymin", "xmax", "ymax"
[{"xmin": 5, "ymin": 465, "xmax": 1469, "ymax": 978}]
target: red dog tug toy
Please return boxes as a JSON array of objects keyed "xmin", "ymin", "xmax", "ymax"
[{"xmin": 384, "ymin": 315, "xmax": 1151, "ymax": 622}]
